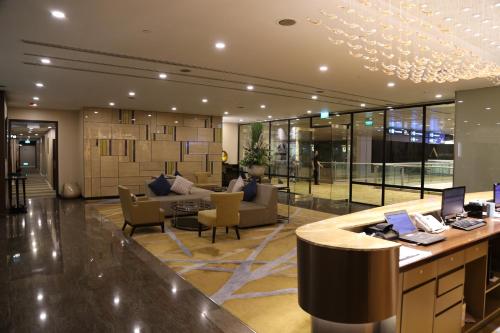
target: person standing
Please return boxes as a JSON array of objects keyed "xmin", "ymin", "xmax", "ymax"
[{"xmin": 312, "ymin": 150, "xmax": 321, "ymax": 185}]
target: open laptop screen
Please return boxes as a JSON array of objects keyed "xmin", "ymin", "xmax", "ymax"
[{"xmin": 385, "ymin": 211, "xmax": 416, "ymax": 235}]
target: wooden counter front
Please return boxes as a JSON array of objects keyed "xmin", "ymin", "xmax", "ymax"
[{"xmin": 296, "ymin": 191, "xmax": 500, "ymax": 327}]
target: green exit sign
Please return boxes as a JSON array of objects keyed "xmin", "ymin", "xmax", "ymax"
[{"xmin": 364, "ymin": 119, "xmax": 373, "ymax": 127}]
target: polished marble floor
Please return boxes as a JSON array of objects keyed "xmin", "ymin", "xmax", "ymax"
[{"xmin": 0, "ymin": 198, "xmax": 252, "ymax": 333}]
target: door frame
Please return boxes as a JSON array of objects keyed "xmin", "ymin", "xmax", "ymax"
[{"xmin": 7, "ymin": 119, "xmax": 59, "ymax": 196}]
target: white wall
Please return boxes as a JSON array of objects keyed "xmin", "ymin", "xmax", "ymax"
[
  {"xmin": 8, "ymin": 107, "xmax": 83, "ymax": 193},
  {"xmin": 454, "ymin": 86, "xmax": 500, "ymax": 192},
  {"xmin": 222, "ymin": 122, "xmax": 239, "ymax": 164}
]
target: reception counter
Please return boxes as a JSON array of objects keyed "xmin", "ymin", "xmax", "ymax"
[{"xmin": 296, "ymin": 191, "xmax": 500, "ymax": 333}]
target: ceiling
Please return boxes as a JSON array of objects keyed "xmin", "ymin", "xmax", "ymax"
[
  {"xmin": 10, "ymin": 120, "xmax": 56, "ymax": 139},
  {"xmin": 0, "ymin": 0, "xmax": 497, "ymax": 123}
]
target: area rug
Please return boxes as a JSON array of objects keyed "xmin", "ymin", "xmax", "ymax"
[{"xmin": 90, "ymin": 202, "xmax": 334, "ymax": 333}]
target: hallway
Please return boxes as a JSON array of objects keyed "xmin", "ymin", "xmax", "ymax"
[{"xmin": 11, "ymin": 174, "xmax": 56, "ymax": 199}]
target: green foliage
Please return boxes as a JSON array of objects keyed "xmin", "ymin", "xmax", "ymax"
[{"xmin": 240, "ymin": 123, "xmax": 270, "ymax": 167}]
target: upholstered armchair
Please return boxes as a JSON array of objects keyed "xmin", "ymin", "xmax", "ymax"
[
  {"xmin": 198, "ymin": 192, "xmax": 243, "ymax": 243},
  {"xmin": 194, "ymin": 171, "xmax": 218, "ymax": 189},
  {"xmin": 118, "ymin": 185, "xmax": 165, "ymax": 236}
]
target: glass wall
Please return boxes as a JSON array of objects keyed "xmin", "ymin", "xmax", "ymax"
[
  {"xmin": 424, "ymin": 103, "xmax": 454, "ymax": 190},
  {"xmin": 237, "ymin": 101, "xmax": 455, "ymax": 206},
  {"xmin": 352, "ymin": 111, "xmax": 384, "ymax": 205}
]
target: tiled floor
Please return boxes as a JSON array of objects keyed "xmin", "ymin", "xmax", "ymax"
[{"xmin": 0, "ymin": 198, "xmax": 252, "ymax": 333}]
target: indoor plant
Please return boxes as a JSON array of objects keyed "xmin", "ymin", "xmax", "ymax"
[{"xmin": 240, "ymin": 122, "xmax": 270, "ymax": 177}]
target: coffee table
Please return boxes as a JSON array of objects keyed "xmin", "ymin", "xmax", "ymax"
[{"xmin": 172, "ymin": 200, "xmax": 212, "ymax": 231}]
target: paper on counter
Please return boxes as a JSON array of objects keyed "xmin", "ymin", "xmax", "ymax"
[{"xmin": 399, "ymin": 246, "xmax": 432, "ymax": 266}]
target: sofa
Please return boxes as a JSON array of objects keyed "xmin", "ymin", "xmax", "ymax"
[
  {"xmin": 144, "ymin": 178, "xmax": 212, "ymax": 217},
  {"xmin": 223, "ymin": 179, "xmax": 278, "ymax": 228}
]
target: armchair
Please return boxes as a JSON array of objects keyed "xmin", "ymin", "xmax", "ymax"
[
  {"xmin": 198, "ymin": 192, "xmax": 243, "ymax": 243},
  {"xmin": 118, "ymin": 185, "xmax": 165, "ymax": 236},
  {"xmin": 194, "ymin": 171, "xmax": 219, "ymax": 190}
]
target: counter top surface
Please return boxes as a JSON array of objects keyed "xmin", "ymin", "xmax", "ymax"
[{"xmin": 296, "ymin": 191, "xmax": 500, "ymax": 266}]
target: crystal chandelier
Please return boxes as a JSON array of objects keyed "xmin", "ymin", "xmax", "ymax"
[{"xmin": 308, "ymin": 0, "xmax": 500, "ymax": 85}]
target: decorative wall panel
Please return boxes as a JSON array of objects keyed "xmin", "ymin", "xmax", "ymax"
[{"xmin": 83, "ymin": 108, "xmax": 222, "ymax": 198}]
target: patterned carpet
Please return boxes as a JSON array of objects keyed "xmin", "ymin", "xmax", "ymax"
[{"xmin": 90, "ymin": 202, "xmax": 334, "ymax": 333}]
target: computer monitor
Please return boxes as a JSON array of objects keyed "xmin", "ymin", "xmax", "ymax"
[
  {"xmin": 441, "ymin": 186, "xmax": 466, "ymax": 220},
  {"xmin": 494, "ymin": 183, "xmax": 500, "ymax": 207}
]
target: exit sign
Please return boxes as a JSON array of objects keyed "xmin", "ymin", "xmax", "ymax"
[
  {"xmin": 364, "ymin": 119, "xmax": 373, "ymax": 127},
  {"xmin": 320, "ymin": 111, "xmax": 330, "ymax": 119}
]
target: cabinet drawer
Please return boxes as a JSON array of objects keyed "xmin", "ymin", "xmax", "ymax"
[
  {"xmin": 435, "ymin": 285, "xmax": 463, "ymax": 314},
  {"xmin": 403, "ymin": 261, "xmax": 437, "ymax": 291},
  {"xmin": 437, "ymin": 251, "xmax": 464, "ymax": 275},
  {"xmin": 433, "ymin": 302, "xmax": 462, "ymax": 333},
  {"xmin": 401, "ymin": 280, "xmax": 436, "ymax": 333},
  {"xmin": 438, "ymin": 268, "xmax": 465, "ymax": 296},
  {"xmin": 465, "ymin": 241, "xmax": 488, "ymax": 263}
]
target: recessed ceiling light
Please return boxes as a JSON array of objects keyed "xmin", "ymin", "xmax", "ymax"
[
  {"xmin": 50, "ymin": 10, "xmax": 66, "ymax": 19},
  {"xmin": 148, "ymin": 114, "xmax": 152, "ymax": 117},
  {"xmin": 202, "ymin": 98, "xmax": 208, "ymax": 103},
  {"xmin": 360, "ymin": 103, "xmax": 366, "ymax": 107},
  {"xmin": 128, "ymin": 91, "xmax": 135, "ymax": 97},
  {"xmin": 171, "ymin": 106, "xmax": 177, "ymax": 111},
  {"xmin": 319, "ymin": 65, "xmax": 328, "ymax": 72},
  {"xmin": 174, "ymin": 120, "xmax": 178, "ymax": 124},
  {"xmin": 239, "ymin": 119, "xmax": 243, "ymax": 122},
  {"xmin": 268, "ymin": 115, "xmax": 272, "ymax": 119},
  {"xmin": 387, "ymin": 82, "xmax": 395, "ymax": 87},
  {"xmin": 457, "ymin": 100, "xmax": 464, "ymax": 103},
  {"xmin": 311, "ymin": 95, "xmax": 318, "ymax": 100},
  {"xmin": 462, "ymin": 7, "xmax": 471, "ymax": 12},
  {"xmin": 387, "ymin": 106, "xmax": 393, "ymax": 109},
  {"xmin": 278, "ymin": 18, "xmax": 296, "ymax": 26},
  {"xmin": 40, "ymin": 58, "xmax": 51, "ymax": 64},
  {"xmin": 447, "ymin": 118, "xmax": 452, "ymax": 121},
  {"xmin": 35, "ymin": 133, "xmax": 39, "ymax": 136},
  {"xmin": 485, "ymin": 107, "xmax": 492, "ymax": 110},
  {"xmin": 224, "ymin": 111, "xmax": 229, "ymax": 115},
  {"xmin": 35, "ymin": 82, "xmax": 44, "ymax": 88},
  {"xmin": 94, "ymin": 111, "xmax": 99, "ymax": 114},
  {"xmin": 307, "ymin": 110, "xmax": 312, "ymax": 114},
  {"xmin": 472, "ymin": 13, "xmax": 481, "ymax": 18},
  {"xmin": 464, "ymin": 120, "xmax": 469, "ymax": 123},
  {"xmin": 435, "ymin": 94, "xmax": 443, "ymax": 98},
  {"xmin": 158, "ymin": 73, "xmax": 167, "ymax": 79},
  {"xmin": 33, "ymin": 97, "xmax": 39, "ymax": 101},
  {"xmin": 215, "ymin": 42, "xmax": 226, "ymax": 49},
  {"xmin": 48, "ymin": 126, "xmax": 52, "ymax": 129},
  {"xmin": 246, "ymin": 85, "xmax": 254, "ymax": 91},
  {"xmin": 260, "ymin": 104, "xmax": 266, "ymax": 109},
  {"xmin": 109, "ymin": 102, "xmax": 115, "ymax": 106}
]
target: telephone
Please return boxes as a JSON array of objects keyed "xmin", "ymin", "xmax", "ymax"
[{"xmin": 413, "ymin": 213, "xmax": 447, "ymax": 234}]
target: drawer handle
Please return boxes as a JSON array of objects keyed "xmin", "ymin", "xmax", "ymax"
[{"xmin": 450, "ymin": 257, "xmax": 454, "ymax": 261}]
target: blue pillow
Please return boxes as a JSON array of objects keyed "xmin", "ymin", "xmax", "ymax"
[
  {"xmin": 243, "ymin": 179, "xmax": 257, "ymax": 202},
  {"xmin": 148, "ymin": 174, "xmax": 171, "ymax": 196},
  {"xmin": 174, "ymin": 170, "xmax": 182, "ymax": 177}
]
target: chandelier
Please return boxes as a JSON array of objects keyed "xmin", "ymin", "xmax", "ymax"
[{"xmin": 308, "ymin": 0, "xmax": 500, "ymax": 85}]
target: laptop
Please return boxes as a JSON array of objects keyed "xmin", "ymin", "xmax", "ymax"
[{"xmin": 384, "ymin": 210, "xmax": 446, "ymax": 246}]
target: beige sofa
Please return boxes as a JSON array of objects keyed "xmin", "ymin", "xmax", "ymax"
[
  {"xmin": 144, "ymin": 178, "xmax": 212, "ymax": 216},
  {"xmin": 224, "ymin": 179, "xmax": 278, "ymax": 228}
]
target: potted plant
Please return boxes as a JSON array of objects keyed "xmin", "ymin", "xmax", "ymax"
[{"xmin": 240, "ymin": 122, "xmax": 270, "ymax": 177}]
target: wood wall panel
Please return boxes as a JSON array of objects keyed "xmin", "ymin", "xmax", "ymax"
[
  {"xmin": 175, "ymin": 127, "xmax": 198, "ymax": 141},
  {"xmin": 198, "ymin": 128, "xmax": 214, "ymax": 142},
  {"xmin": 151, "ymin": 141, "xmax": 180, "ymax": 162},
  {"xmin": 83, "ymin": 108, "xmax": 222, "ymax": 198}
]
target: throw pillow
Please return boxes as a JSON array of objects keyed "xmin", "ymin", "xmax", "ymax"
[
  {"xmin": 243, "ymin": 179, "xmax": 257, "ymax": 202},
  {"xmin": 148, "ymin": 174, "xmax": 171, "ymax": 196},
  {"xmin": 171, "ymin": 175, "xmax": 193, "ymax": 195},
  {"xmin": 232, "ymin": 176, "xmax": 245, "ymax": 192}
]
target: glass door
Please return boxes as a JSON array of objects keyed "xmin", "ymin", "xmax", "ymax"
[
  {"xmin": 289, "ymin": 118, "xmax": 313, "ymax": 197},
  {"xmin": 311, "ymin": 115, "xmax": 351, "ymax": 201}
]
